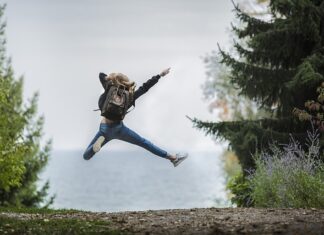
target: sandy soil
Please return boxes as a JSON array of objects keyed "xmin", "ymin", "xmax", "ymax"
[{"xmin": 1, "ymin": 207, "xmax": 324, "ymax": 234}]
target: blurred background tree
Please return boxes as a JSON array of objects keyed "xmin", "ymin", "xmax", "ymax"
[
  {"xmin": 200, "ymin": 0, "xmax": 270, "ymax": 205},
  {"xmin": 0, "ymin": 4, "xmax": 53, "ymax": 207},
  {"xmin": 195, "ymin": 0, "xmax": 324, "ymax": 206}
]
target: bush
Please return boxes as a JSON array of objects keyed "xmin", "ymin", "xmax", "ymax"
[
  {"xmin": 226, "ymin": 171, "xmax": 253, "ymax": 207},
  {"xmin": 249, "ymin": 127, "xmax": 324, "ymax": 208}
]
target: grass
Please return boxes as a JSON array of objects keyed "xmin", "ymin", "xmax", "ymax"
[
  {"xmin": 0, "ymin": 207, "xmax": 124, "ymax": 235},
  {"xmin": 0, "ymin": 206, "xmax": 81, "ymax": 214}
]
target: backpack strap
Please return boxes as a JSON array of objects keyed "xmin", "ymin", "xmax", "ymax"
[
  {"xmin": 125, "ymin": 105, "xmax": 135, "ymax": 114},
  {"xmin": 125, "ymin": 91, "xmax": 135, "ymax": 114},
  {"xmin": 105, "ymin": 80, "xmax": 114, "ymax": 90}
]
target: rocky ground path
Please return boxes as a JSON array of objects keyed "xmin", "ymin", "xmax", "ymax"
[{"xmin": 1, "ymin": 207, "xmax": 324, "ymax": 234}]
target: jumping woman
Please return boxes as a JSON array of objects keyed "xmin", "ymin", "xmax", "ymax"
[{"xmin": 83, "ymin": 68, "xmax": 188, "ymax": 167}]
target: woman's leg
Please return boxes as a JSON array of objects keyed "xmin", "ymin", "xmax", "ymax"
[
  {"xmin": 83, "ymin": 124, "xmax": 110, "ymax": 160},
  {"xmin": 117, "ymin": 123, "xmax": 169, "ymax": 159}
]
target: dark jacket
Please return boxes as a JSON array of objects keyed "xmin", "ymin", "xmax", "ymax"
[{"xmin": 99, "ymin": 72, "xmax": 161, "ymax": 109}]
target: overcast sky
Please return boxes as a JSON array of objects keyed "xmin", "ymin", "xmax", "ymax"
[{"xmin": 4, "ymin": 0, "xmax": 234, "ymax": 153}]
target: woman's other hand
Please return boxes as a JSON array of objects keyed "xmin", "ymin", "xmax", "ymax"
[{"xmin": 159, "ymin": 67, "xmax": 171, "ymax": 77}]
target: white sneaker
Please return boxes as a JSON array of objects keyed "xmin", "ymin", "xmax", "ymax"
[
  {"xmin": 171, "ymin": 153, "xmax": 188, "ymax": 167},
  {"xmin": 93, "ymin": 136, "xmax": 105, "ymax": 153}
]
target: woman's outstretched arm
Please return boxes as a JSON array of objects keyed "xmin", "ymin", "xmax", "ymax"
[{"xmin": 133, "ymin": 67, "xmax": 171, "ymax": 101}]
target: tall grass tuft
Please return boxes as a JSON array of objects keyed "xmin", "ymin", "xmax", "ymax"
[{"xmin": 249, "ymin": 127, "xmax": 324, "ymax": 208}]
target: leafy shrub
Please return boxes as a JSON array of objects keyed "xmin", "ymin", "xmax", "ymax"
[
  {"xmin": 249, "ymin": 127, "xmax": 324, "ymax": 208},
  {"xmin": 226, "ymin": 171, "xmax": 253, "ymax": 207}
]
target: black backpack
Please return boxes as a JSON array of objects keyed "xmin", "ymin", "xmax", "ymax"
[{"xmin": 97, "ymin": 80, "xmax": 134, "ymax": 121}]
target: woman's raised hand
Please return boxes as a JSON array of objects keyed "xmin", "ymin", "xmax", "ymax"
[{"xmin": 159, "ymin": 67, "xmax": 171, "ymax": 77}]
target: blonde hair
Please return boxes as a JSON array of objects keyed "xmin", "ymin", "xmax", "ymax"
[{"xmin": 107, "ymin": 72, "xmax": 136, "ymax": 91}]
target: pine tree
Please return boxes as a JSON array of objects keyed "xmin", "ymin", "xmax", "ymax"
[
  {"xmin": 192, "ymin": 0, "xmax": 324, "ymax": 171},
  {"xmin": 0, "ymin": 4, "xmax": 53, "ymax": 207}
]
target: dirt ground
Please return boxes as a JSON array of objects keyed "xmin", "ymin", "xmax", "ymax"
[{"xmin": 1, "ymin": 207, "xmax": 324, "ymax": 234}]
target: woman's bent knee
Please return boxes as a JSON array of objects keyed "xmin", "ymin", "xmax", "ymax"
[{"xmin": 83, "ymin": 152, "xmax": 92, "ymax": 160}]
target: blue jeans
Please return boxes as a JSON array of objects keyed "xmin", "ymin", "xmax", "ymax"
[{"xmin": 83, "ymin": 122, "xmax": 169, "ymax": 160}]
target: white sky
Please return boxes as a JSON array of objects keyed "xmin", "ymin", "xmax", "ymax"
[{"xmin": 4, "ymin": 0, "xmax": 234, "ymax": 153}]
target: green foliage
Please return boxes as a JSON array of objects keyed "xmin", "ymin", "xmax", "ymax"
[
  {"xmin": 0, "ymin": 8, "xmax": 25, "ymax": 192},
  {"xmin": 249, "ymin": 129, "xmax": 324, "ymax": 208},
  {"xmin": 0, "ymin": 217, "xmax": 122, "ymax": 235},
  {"xmin": 0, "ymin": 206, "xmax": 80, "ymax": 214},
  {"xmin": 201, "ymin": 2, "xmax": 272, "ymax": 206},
  {"xmin": 0, "ymin": 4, "xmax": 53, "ymax": 207},
  {"xmin": 193, "ymin": 0, "xmax": 324, "ymax": 172},
  {"xmin": 0, "ymin": 207, "xmax": 123, "ymax": 234},
  {"xmin": 191, "ymin": 117, "xmax": 308, "ymax": 169},
  {"xmin": 227, "ymin": 171, "xmax": 253, "ymax": 207}
]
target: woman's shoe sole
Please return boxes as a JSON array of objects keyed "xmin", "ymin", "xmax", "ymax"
[{"xmin": 93, "ymin": 136, "xmax": 105, "ymax": 153}]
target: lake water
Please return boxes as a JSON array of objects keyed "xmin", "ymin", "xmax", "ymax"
[{"xmin": 39, "ymin": 150, "xmax": 228, "ymax": 212}]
